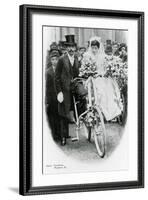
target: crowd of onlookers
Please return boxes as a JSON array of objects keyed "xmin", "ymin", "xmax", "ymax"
[{"xmin": 46, "ymin": 39, "xmax": 128, "ymax": 70}]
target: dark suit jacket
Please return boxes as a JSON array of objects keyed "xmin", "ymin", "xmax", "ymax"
[
  {"xmin": 55, "ymin": 54, "xmax": 79, "ymax": 118},
  {"xmin": 45, "ymin": 66, "xmax": 58, "ymax": 113}
]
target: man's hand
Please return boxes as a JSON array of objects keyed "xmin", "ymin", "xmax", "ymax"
[{"xmin": 57, "ymin": 92, "xmax": 64, "ymax": 103}]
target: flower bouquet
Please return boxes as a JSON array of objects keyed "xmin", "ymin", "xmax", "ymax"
[
  {"xmin": 79, "ymin": 54, "xmax": 97, "ymax": 78},
  {"xmin": 104, "ymin": 55, "xmax": 128, "ymax": 90}
]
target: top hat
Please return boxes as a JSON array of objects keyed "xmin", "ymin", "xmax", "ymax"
[
  {"xmin": 106, "ymin": 40, "xmax": 112, "ymax": 45},
  {"xmin": 65, "ymin": 35, "xmax": 77, "ymax": 46}
]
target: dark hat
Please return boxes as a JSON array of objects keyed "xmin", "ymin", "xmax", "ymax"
[
  {"xmin": 49, "ymin": 42, "xmax": 60, "ymax": 55},
  {"xmin": 58, "ymin": 41, "xmax": 66, "ymax": 51},
  {"xmin": 106, "ymin": 40, "xmax": 112, "ymax": 45},
  {"xmin": 50, "ymin": 42, "xmax": 58, "ymax": 51},
  {"xmin": 65, "ymin": 35, "xmax": 77, "ymax": 46},
  {"xmin": 49, "ymin": 50, "xmax": 60, "ymax": 58},
  {"xmin": 58, "ymin": 41, "xmax": 66, "ymax": 47}
]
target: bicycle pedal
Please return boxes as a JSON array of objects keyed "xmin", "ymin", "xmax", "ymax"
[{"xmin": 71, "ymin": 138, "xmax": 79, "ymax": 142}]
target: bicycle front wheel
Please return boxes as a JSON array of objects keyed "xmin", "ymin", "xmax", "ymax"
[{"xmin": 93, "ymin": 108, "xmax": 106, "ymax": 158}]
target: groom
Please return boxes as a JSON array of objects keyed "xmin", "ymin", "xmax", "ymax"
[{"xmin": 55, "ymin": 35, "xmax": 79, "ymax": 146}]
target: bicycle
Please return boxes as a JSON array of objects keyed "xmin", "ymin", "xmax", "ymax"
[{"xmin": 71, "ymin": 71, "xmax": 106, "ymax": 158}]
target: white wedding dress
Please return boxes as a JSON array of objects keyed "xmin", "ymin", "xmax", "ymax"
[{"xmin": 83, "ymin": 37, "xmax": 122, "ymax": 121}]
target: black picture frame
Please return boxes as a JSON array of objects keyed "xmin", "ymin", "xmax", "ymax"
[{"xmin": 19, "ymin": 4, "xmax": 144, "ymax": 196}]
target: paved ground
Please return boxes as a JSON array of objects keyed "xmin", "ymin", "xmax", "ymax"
[{"xmin": 56, "ymin": 122, "xmax": 125, "ymax": 161}]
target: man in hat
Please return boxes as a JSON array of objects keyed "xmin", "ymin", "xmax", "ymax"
[
  {"xmin": 50, "ymin": 42, "xmax": 59, "ymax": 52},
  {"xmin": 55, "ymin": 35, "xmax": 79, "ymax": 146},
  {"xmin": 58, "ymin": 41, "xmax": 67, "ymax": 56},
  {"xmin": 119, "ymin": 43, "xmax": 127, "ymax": 62},
  {"xmin": 112, "ymin": 42, "xmax": 120, "ymax": 56},
  {"xmin": 77, "ymin": 46, "xmax": 86, "ymax": 63},
  {"xmin": 105, "ymin": 45, "xmax": 113, "ymax": 56},
  {"xmin": 45, "ymin": 50, "xmax": 61, "ymax": 141},
  {"xmin": 46, "ymin": 42, "xmax": 59, "ymax": 69}
]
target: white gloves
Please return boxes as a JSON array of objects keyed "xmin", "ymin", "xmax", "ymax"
[{"xmin": 57, "ymin": 92, "xmax": 64, "ymax": 103}]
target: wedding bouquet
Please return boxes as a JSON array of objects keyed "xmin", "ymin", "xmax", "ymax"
[{"xmin": 79, "ymin": 54, "xmax": 97, "ymax": 78}]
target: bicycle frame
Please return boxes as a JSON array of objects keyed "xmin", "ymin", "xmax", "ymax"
[{"xmin": 72, "ymin": 75, "xmax": 104, "ymax": 142}]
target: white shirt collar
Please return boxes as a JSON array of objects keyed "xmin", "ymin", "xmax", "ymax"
[
  {"xmin": 67, "ymin": 53, "xmax": 74, "ymax": 66},
  {"xmin": 67, "ymin": 53, "xmax": 74, "ymax": 59},
  {"xmin": 52, "ymin": 65, "xmax": 56, "ymax": 72}
]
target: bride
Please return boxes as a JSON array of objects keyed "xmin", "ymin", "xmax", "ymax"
[{"xmin": 82, "ymin": 36, "xmax": 122, "ymax": 121}]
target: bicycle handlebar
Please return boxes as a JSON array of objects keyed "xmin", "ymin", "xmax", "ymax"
[
  {"xmin": 73, "ymin": 72, "xmax": 105, "ymax": 82},
  {"xmin": 72, "ymin": 77, "xmax": 86, "ymax": 82}
]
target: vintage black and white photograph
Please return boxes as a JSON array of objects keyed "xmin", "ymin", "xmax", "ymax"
[
  {"xmin": 43, "ymin": 26, "xmax": 128, "ymax": 174},
  {"xmin": 19, "ymin": 5, "xmax": 144, "ymax": 195}
]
